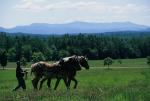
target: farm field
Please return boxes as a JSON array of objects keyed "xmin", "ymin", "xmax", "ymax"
[
  {"xmin": 0, "ymin": 58, "xmax": 150, "ymax": 101},
  {"xmin": 89, "ymin": 58, "xmax": 148, "ymax": 68},
  {"xmin": 2, "ymin": 58, "xmax": 149, "ymax": 69}
]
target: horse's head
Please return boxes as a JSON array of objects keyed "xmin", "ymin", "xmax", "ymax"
[
  {"xmin": 59, "ymin": 56, "xmax": 82, "ymax": 71},
  {"xmin": 78, "ymin": 56, "xmax": 89, "ymax": 70}
]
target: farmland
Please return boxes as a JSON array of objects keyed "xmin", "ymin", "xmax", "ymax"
[
  {"xmin": 0, "ymin": 58, "xmax": 150, "ymax": 101},
  {"xmin": 3, "ymin": 58, "xmax": 149, "ymax": 69}
]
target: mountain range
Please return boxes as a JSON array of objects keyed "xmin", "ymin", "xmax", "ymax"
[{"xmin": 0, "ymin": 21, "xmax": 150, "ymax": 34}]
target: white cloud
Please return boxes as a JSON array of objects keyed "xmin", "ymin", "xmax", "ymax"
[
  {"xmin": 14, "ymin": 0, "xmax": 150, "ymax": 14},
  {"xmin": 14, "ymin": 0, "xmax": 150, "ymax": 23},
  {"xmin": 45, "ymin": 1, "xmax": 107, "ymax": 11},
  {"xmin": 14, "ymin": 0, "xmax": 44, "ymax": 11}
]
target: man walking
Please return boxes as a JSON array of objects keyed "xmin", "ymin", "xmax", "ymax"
[{"xmin": 13, "ymin": 61, "xmax": 26, "ymax": 91}]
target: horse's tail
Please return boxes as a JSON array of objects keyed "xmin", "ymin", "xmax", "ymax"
[{"xmin": 30, "ymin": 64, "xmax": 34, "ymax": 76}]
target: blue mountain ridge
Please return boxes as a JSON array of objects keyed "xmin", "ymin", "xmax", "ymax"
[{"xmin": 0, "ymin": 21, "xmax": 150, "ymax": 34}]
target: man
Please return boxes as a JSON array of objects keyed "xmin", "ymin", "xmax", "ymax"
[{"xmin": 13, "ymin": 61, "xmax": 26, "ymax": 91}]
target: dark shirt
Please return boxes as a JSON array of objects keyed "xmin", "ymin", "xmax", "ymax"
[{"xmin": 16, "ymin": 66, "xmax": 24, "ymax": 78}]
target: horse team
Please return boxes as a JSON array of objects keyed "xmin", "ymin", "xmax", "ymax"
[{"xmin": 31, "ymin": 55, "xmax": 89, "ymax": 90}]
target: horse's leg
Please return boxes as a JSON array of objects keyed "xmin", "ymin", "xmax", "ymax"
[
  {"xmin": 68, "ymin": 76, "xmax": 78, "ymax": 89},
  {"xmin": 54, "ymin": 78, "xmax": 61, "ymax": 90},
  {"xmin": 68, "ymin": 71, "xmax": 76, "ymax": 89},
  {"xmin": 47, "ymin": 78, "xmax": 51, "ymax": 89},
  {"xmin": 63, "ymin": 77, "xmax": 70, "ymax": 90},
  {"xmin": 32, "ymin": 78, "xmax": 36, "ymax": 89},
  {"xmin": 32, "ymin": 77, "xmax": 40, "ymax": 89},
  {"xmin": 32, "ymin": 78, "xmax": 37, "ymax": 89},
  {"xmin": 39, "ymin": 77, "xmax": 47, "ymax": 90},
  {"xmin": 67, "ymin": 77, "xmax": 71, "ymax": 89},
  {"xmin": 72, "ymin": 77, "xmax": 78, "ymax": 89}
]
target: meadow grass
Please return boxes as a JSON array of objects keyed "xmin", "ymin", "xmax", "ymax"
[
  {"xmin": 89, "ymin": 58, "xmax": 148, "ymax": 68},
  {"xmin": 0, "ymin": 58, "xmax": 150, "ymax": 101},
  {"xmin": 0, "ymin": 68, "xmax": 150, "ymax": 101},
  {"xmin": 3, "ymin": 58, "xmax": 149, "ymax": 69}
]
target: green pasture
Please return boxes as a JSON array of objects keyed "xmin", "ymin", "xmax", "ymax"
[
  {"xmin": 89, "ymin": 58, "xmax": 148, "ymax": 68},
  {"xmin": 2, "ymin": 58, "xmax": 149, "ymax": 69},
  {"xmin": 0, "ymin": 58, "xmax": 150, "ymax": 101}
]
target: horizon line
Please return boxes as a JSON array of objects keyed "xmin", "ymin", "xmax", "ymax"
[{"xmin": 1, "ymin": 21, "xmax": 150, "ymax": 29}]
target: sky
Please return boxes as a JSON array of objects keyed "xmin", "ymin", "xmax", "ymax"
[{"xmin": 0, "ymin": 0, "xmax": 150, "ymax": 28}]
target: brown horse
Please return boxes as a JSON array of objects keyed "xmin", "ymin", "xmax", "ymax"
[
  {"xmin": 31, "ymin": 61, "xmax": 64, "ymax": 89},
  {"xmin": 31, "ymin": 57, "xmax": 81, "ymax": 90},
  {"xmin": 46, "ymin": 55, "xmax": 89, "ymax": 90},
  {"xmin": 39, "ymin": 56, "xmax": 82, "ymax": 90},
  {"xmin": 62, "ymin": 55, "xmax": 89, "ymax": 89}
]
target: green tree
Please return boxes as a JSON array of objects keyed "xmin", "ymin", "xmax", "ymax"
[
  {"xmin": 44, "ymin": 48, "xmax": 53, "ymax": 61},
  {"xmin": 104, "ymin": 57, "xmax": 113, "ymax": 69},
  {"xmin": 1, "ymin": 32, "xmax": 150, "ymax": 61},
  {"xmin": 88, "ymin": 48, "xmax": 98, "ymax": 59},
  {"xmin": 32, "ymin": 52, "xmax": 45, "ymax": 63},
  {"xmin": 51, "ymin": 45, "xmax": 59, "ymax": 60},
  {"xmin": 22, "ymin": 45, "xmax": 32, "ymax": 62},
  {"xmin": 7, "ymin": 48, "xmax": 16, "ymax": 62},
  {"xmin": 20, "ymin": 57, "xmax": 27, "ymax": 67},
  {"xmin": 67, "ymin": 46, "xmax": 82, "ymax": 55},
  {"xmin": 58, "ymin": 50, "xmax": 70, "ymax": 58},
  {"xmin": 0, "ymin": 51, "xmax": 7, "ymax": 70},
  {"xmin": 147, "ymin": 56, "xmax": 150, "ymax": 67},
  {"xmin": 15, "ymin": 40, "xmax": 22, "ymax": 61}
]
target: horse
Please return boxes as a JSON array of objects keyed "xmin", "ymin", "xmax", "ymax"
[
  {"xmin": 39, "ymin": 55, "xmax": 82, "ymax": 90},
  {"xmin": 31, "ymin": 55, "xmax": 89, "ymax": 90},
  {"xmin": 46, "ymin": 55, "xmax": 89, "ymax": 90},
  {"xmin": 31, "ymin": 57, "xmax": 81, "ymax": 90},
  {"xmin": 31, "ymin": 61, "xmax": 63, "ymax": 89}
]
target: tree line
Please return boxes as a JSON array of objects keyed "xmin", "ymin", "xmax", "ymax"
[{"xmin": 0, "ymin": 32, "xmax": 150, "ymax": 62}]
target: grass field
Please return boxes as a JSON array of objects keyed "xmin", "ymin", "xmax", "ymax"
[
  {"xmin": 3, "ymin": 58, "xmax": 149, "ymax": 69},
  {"xmin": 0, "ymin": 58, "xmax": 150, "ymax": 101},
  {"xmin": 89, "ymin": 58, "xmax": 149, "ymax": 68}
]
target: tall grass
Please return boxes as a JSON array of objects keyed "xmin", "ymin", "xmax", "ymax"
[{"xmin": 0, "ymin": 67, "xmax": 149, "ymax": 101}]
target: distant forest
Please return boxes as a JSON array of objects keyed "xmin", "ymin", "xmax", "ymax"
[{"xmin": 0, "ymin": 31, "xmax": 150, "ymax": 62}]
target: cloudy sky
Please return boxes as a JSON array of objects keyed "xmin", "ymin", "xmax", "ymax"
[{"xmin": 0, "ymin": 0, "xmax": 150, "ymax": 28}]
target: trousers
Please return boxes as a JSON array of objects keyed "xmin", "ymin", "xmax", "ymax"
[{"xmin": 14, "ymin": 77, "xmax": 26, "ymax": 91}]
